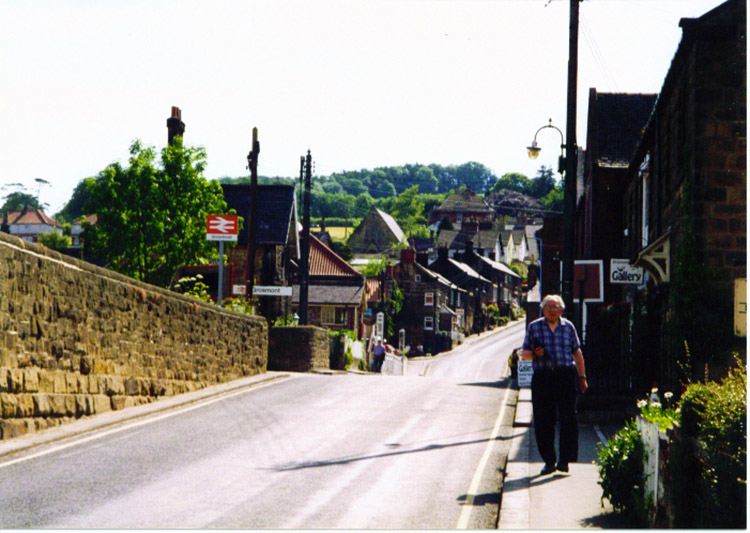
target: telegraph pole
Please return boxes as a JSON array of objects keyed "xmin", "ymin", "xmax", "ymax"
[
  {"xmin": 562, "ymin": 0, "xmax": 580, "ymax": 318},
  {"xmin": 299, "ymin": 150, "xmax": 312, "ymax": 325},
  {"xmin": 246, "ymin": 127, "xmax": 260, "ymax": 301}
]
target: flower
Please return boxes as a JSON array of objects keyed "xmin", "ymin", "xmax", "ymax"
[
  {"xmin": 637, "ymin": 399, "xmax": 648, "ymax": 409},
  {"xmin": 664, "ymin": 391, "xmax": 673, "ymax": 401}
]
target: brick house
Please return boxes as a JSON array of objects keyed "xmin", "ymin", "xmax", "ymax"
[
  {"xmin": 619, "ymin": 0, "xmax": 746, "ymax": 390},
  {"xmin": 577, "ymin": 90, "xmax": 657, "ymax": 393},
  {"xmin": 393, "ymin": 249, "xmax": 466, "ymax": 355},
  {"xmin": 428, "ymin": 246, "xmax": 493, "ymax": 334},
  {"xmin": 457, "ymin": 241, "xmax": 523, "ymax": 315},
  {"xmin": 436, "ymin": 218, "xmax": 504, "ymax": 260},
  {"xmin": 292, "ymin": 233, "xmax": 366, "ymax": 334}
]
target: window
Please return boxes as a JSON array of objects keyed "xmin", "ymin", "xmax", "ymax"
[
  {"xmin": 321, "ymin": 307, "xmax": 347, "ymax": 325},
  {"xmin": 415, "ymin": 274, "xmax": 421, "ymax": 283},
  {"xmin": 321, "ymin": 307, "xmax": 335, "ymax": 324},
  {"xmin": 424, "ymin": 292, "xmax": 434, "ymax": 306},
  {"xmin": 424, "ymin": 316, "xmax": 434, "ymax": 330}
]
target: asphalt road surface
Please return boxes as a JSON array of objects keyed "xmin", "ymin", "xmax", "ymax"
[{"xmin": 0, "ymin": 322, "xmax": 526, "ymax": 529}]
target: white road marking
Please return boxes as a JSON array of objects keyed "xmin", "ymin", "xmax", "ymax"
[{"xmin": 456, "ymin": 383, "xmax": 510, "ymax": 529}]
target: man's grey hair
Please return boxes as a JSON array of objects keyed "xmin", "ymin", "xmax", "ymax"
[{"xmin": 541, "ymin": 294, "xmax": 565, "ymax": 311}]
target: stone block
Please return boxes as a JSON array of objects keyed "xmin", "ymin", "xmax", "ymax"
[
  {"xmin": 32, "ymin": 394, "xmax": 51, "ymax": 416},
  {"xmin": 65, "ymin": 372, "xmax": 78, "ymax": 393},
  {"xmin": 77, "ymin": 375, "xmax": 89, "ymax": 394},
  {"xmin": 124, "ymin": 378, "xmax": 139, "ymax": 396},
  {"xmin": 23, "ymin": 369, "xmax": 39, "ymax": 392},
  {"xmin": 16, "ymin": 394, "xmax": 34, "ymax": 417},
  {"xmin": 0, "ymin": 368, "xmax": 8, "ymax": 392},
  {"xmin": 0, "ymin": 392, "xmax": 18, "ymax": 417},
  {"xmin": 111, "ymin": 395, "xmax": 136, "ymax": 411},
  {"xmin": 0, "ymin": 419, "xmax": 28, "ymax": 440},
  {"xmin": 91, "ymin": 395, "xmax": 112, "ymax": 414},
  {"xmin": 8, "ymin": 369, "xmax": 23, "ymax": 393}
]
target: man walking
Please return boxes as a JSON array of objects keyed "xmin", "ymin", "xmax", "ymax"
[{"xmin": 522, "ymin": 294, "xmax": 588, "ymax": 475}]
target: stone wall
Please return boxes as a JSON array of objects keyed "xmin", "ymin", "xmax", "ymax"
[
  {"xmin": 268, "ymin": 326, "xmax": 329, "ymax": 372},
  {"xmin": 0, "ymin": 232, "xmax": 268, "ymax": 440}
]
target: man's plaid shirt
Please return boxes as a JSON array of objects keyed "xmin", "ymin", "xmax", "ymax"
[{"xmin": 522, "ymin": 317, "xmax": 581, "ymax": 370}]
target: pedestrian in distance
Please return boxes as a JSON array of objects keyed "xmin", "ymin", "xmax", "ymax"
[
  {"xmin": 372, "ymin": 339, "xmax": 386, "ymax": 373},
  {"xmin": 522, "ymin": 294, "xmax": 588, "ymax": 476}
]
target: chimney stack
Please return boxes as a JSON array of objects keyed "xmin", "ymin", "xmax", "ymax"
[
  {"xmin": 167, "ymin": 106, "xmax": 185, "ymax": 146},
  {"xmin": 400, "ymin": 248, "xmax": 416, "ymax": 265}
]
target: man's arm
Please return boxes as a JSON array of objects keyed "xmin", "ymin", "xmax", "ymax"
[{"xmin": 572, "ymin": 348, "xmax": 587, "ymax": 393}]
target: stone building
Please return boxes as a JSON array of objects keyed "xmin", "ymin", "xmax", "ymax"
[
  {"xmin": 619, "ymin": 0, "xmax": 746, "ymax": 390},
  {"xmin": 347, "ymin": 206, "xmax": 405, "ymax": 256}
]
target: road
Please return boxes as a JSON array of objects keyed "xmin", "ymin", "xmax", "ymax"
[{"xmin": 0, "ymin": 321, "xmax": 526, "ymax": 529}]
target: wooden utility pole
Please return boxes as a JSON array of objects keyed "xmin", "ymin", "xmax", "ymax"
[
  {"xmin": 299, "ymin": 150, "xmax": 312, "ymax": 325},
  {"xmin": 246, "ymin": 127, "xmax": 260, "ymax": 301},
  {"xmin": 562, "ymin": 0, "xmax": 580, "ymax": 320}
]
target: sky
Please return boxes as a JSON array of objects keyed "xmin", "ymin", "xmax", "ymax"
[{"xmin": 0, "ymin": 0, "xmax": 729, "ymax": 217}]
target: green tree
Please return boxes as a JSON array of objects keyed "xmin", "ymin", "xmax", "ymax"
[
  {"xmin": 528, "ymin": 166, "xmax": 557, "ymax": 198},
  {"xmin": 84, "ymin": 137, "xmax": 227, "ymax": 287},
  {"xmin": 390, "ymin": 185, "xmax": 425, "ymax": 235},
  {"xmin": 56, "ymin": 177, "xmax": 96, "ymax": 222},
  {"xmin": 489, "ymin": 172, "xmax": 530, "ymax": 195},
  {"xmin": 1, "ymin": 191, "xmax": 42, "ymax": 215},
  {"xmin": 37, "ymin": 231, "xmax": 71, "ymax": 250},
  {"xmin": 542, "ymin": 185, "xmax": 563, "ymax": 213}
]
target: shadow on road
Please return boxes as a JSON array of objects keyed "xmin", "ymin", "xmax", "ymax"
[{"xmin": 270, "ymin": 433, "xmax": 512, "ymax": 472}]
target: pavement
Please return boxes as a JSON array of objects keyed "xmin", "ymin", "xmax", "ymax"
[{"xmin": 497, "ymin": 387, "xmax": 632, "ymax": 530}]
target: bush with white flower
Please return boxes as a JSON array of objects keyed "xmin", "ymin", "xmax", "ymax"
[{"xmin": 638, "ymin": 387, "xmax": 679, "ymax": 430}]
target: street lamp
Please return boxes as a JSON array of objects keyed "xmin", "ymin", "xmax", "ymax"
[{"xmin": 527, "ymin": 119, "xmax": 565, "ymax": 174}]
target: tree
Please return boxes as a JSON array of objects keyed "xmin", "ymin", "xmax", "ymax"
[
  {"xmin": 542, "ymin": 185, "xmax": 564, "ymax": 213},
  {"xmin": 84, "ymin": 138, "xmax": 227, "ymax": 287},
  {"xmin": 56, "ymin": 177, "xmax": 96, "ymax": 222},
  {"xmin": 37, "ymin": 231, "xmax": 71, "ymax": 250},
  {"xmin": 489, "ymin": 172, "xmax": 530, "ymax": 195},
  {"xmin": 390, "ymin": 185, "xmax": 425, "ymax": 235},
  {"xmin": 1, "ymin": 191, "xmax": 42, "ymax": 215},
  {"xmin": 528, "ymin": 166, "xmax": 557, "ymax": 199}
]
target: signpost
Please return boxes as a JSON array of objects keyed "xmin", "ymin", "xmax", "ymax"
[
  {"xmin": 376, "ymin": 312, "xmax": 384, "ymax": 340},
  {"xmin": 517, "ymin": 360, "xmax": 533, "ymax": 387},
  {"xmin": 206, "ymin": 215, "xmax": 239, "ymax": 306}
]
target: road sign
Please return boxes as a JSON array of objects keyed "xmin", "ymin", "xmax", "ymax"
[
  {"xmin": 376, "ymin": 312, "xmax": 384, "ymax": 339},
  {"xmin": 253, "ymin": 285, "xmax": 292, "ymax": 297},
  {"xmin": 517, "ymin": 360, "xmax": 533, "ymax": 387},
  {"xmin": 206, "ymin": 215, "xmax": 239, "ymax": 241}
]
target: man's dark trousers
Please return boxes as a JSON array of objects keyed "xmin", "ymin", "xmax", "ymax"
[{"xmin": 531, "ymin": 365, "xmax": 579, "ymax": 466}]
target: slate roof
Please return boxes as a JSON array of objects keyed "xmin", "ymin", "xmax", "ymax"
[
  {"xmin": 588, "ymin": 91, "xmax": 657, "ymax": 167},
  {"xmin": 221, "ymin": 184, "xmax": 296, "ymax": 246},
  {"xmin": 415, "ymin": 262, "xmax": 466, "ymax": 293},
  {"xmin": 436, "ymin": 219, "xmax": 504, "ymax": 252},
  {"xmin": 476, "ymin": 255, "xmax": 521, "ymax": 279},
  {"xmin": 525, "ymin": 225, "xmax": 542, "ymax": 259},
  {"xmin": 375, "ymin": 208, "xmax": 405, "ymax": 242},
  {"xmin": 292, "ymin": 284, "xmax": 365, "ymax": 306}
]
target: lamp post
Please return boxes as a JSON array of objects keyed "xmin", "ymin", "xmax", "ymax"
[{"xmin": 526, "ymin": 0, "xmax": 579, "ymax": 318}]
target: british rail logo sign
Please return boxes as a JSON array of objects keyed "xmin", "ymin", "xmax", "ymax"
[{"xmin": 206, "ymin": 215, "xmax": 239, "ymax": 241}]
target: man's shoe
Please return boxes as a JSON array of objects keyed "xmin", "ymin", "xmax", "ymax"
[
  {"xmin": 556, "ymin": 462, "xmax": 569, "ymax": 472},
  {"xmin": 540, "ymin": 463, "xmax": 556, "ymax": 475}
]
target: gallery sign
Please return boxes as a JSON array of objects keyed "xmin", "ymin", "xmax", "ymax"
[{"xmin": 610, "ymin": 259, "xmax": 644, "ymax": 285}]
